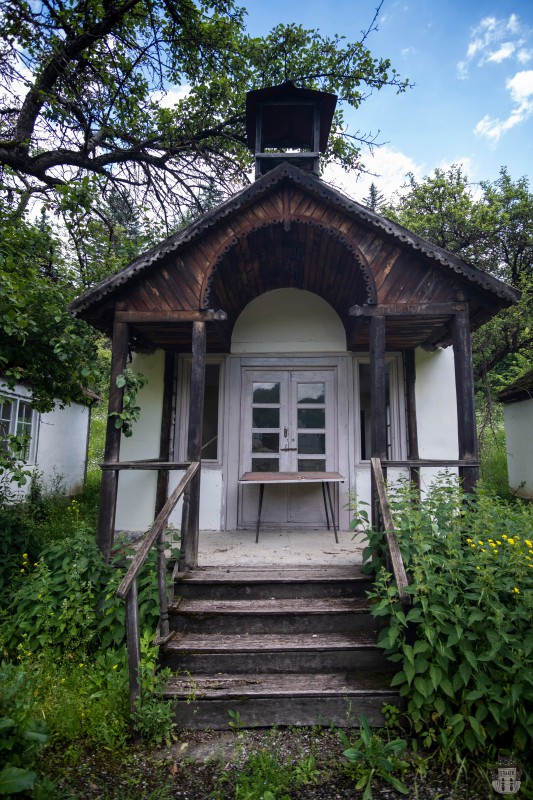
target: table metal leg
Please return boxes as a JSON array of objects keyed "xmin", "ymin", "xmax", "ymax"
[
  {"xmin": 321, "ymin": 482, "xmax": 331, "ymax": 530},
  {"xmin": 325, "ymin": 482, "xmax": 339, "ymax": 543},
  {"xmin": 256, "ymin": 483, "xmax": 265, "ymax": 544}
]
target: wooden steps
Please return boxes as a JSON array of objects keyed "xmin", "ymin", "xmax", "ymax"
[{"xmin": 159, "ymin": 565, "xmax": 399, "ymax": 729}]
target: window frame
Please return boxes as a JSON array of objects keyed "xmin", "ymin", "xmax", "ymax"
[
  {"xmin": 0, "ymin": 392, "xmax": 39, "ymax": 465},
  {"xmin": 352, "ymin": 353, "xmax": 406, "ymax": 463},
  {"xmin": 176, "ymin": 356, "xmax": 225, "ymax": 467}
]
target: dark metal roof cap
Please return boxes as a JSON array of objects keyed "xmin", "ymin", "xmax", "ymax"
[{"xmin": 246, "ymin": 81, "xmax": 337, "ymax": 153}]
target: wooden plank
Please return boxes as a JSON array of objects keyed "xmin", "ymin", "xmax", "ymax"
[
  {"xmin": 100, "ymin": 460, "xmax": 190, "ymax": 470},
  {"xmin": 165, "ymin": 630, "xmax": 378, "ymax": 652},
  {"xmin": 350, "ymin": 302, "xmax": 467, "ymax": 317},
  {"xmin": 384, "ymin": 459, "xmax": 480, "ymax": 467},
  {"xmin": 404, "ymin": 349, "xmax": 420, "ymax": 495},
  {"xmin": 370, "ymin": 316, "xmax": 387, "ymax": 460},
  {"xmin": 116, "ymin": 461, "xmax": 199, "ymax": 599},
  {"xmin": 239, "ymin": 471, "xmax": 344, "ymax": 484},
  {"xmin": 452, "ymin": 310, "xmax": 480, "ymax": 492},
  {"xmin": 154, "ymin": 352, "xmax": 175, "ymax": 519},
  {"xmin": 115, "ymin": 309, "xmax": 227, "ymax": 323},
  {"xmin": 371, "ymin": 458, "xmax": 410, "ymax": 604},
  {"xmin": 166, "ymin": 671, "xmax": 396, "ymax": 698},
  {"xmin": 96, "ymin": 317, "xmax": 128, "ymax": 560},
  {"xmin": 125, "ymin": 579, "xmax": 141, "ymax": 714},
  {"xmin": 179, "ymin": 320, "xmax": 206, "ymax": 570},
  {"xmin": 170, "ymin": 597, "xmax": 370, "ymax": 614}
]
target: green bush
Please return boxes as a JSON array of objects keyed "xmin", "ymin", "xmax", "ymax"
[
  {"xmin": 368, "ymin": 475, "xmax": 533, "ymax": 758},
  {"xmin": 0, "ymin": 528, "xmax": 161, "ymax": 659},
  {"xmin": 0, "ymin": 662, "xmax": 50, "ymax": 795}
]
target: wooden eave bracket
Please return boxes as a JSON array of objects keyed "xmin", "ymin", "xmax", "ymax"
[
  {"xmin": 115, "ymin": 309, "xmax": 228, "ymax": 323},
  {"xmin": 349, "ymin": 302, "xmax": 467, "ymax": 317}
]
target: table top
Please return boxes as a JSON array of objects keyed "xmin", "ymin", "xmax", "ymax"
[{"xmin": 239, "ymin": 471, "xmax": 345, "ymax": 485}]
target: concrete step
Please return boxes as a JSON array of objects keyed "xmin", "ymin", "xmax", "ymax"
[
  {"xmin": 174, "ymin": 565, "xmax": 373, "ymax": 600},
  {"xmin": 165, "ymin": 671, "xmax": 400, "ymax": 729},
  {"xmin": 168, "ymin": 596, "xmax": 377, "ymax": 634},
  {"xmin": 159, "ymin": 631, "xmax": 392, "ymax": 674}
]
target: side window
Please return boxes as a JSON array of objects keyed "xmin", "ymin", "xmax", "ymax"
[
  {"xmin": 358, "ymin": 362, "xmax": 393, "ymax": 460},
  {"xmin": 0, "ymin": 395, "xmax": 37, "ymax": 463},
  {"xmin": 179, "ymin": 359, "xmax": 223, "ymax": 464},
  {"xmin": 201, "ymin": 364, "xmax": 221, "ymax": 460}
]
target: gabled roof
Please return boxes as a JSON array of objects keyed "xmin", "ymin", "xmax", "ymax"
[
  {"xmin": 498, "ymin": 370, "xmax": 533, "ymax": 404},
  {"xmin": 69, "ymin": 162, "xmax": 519, "ymax": 319}
]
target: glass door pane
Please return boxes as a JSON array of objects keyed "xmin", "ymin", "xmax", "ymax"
[
  {"xmin": 251, "ymin": 381, "xmax": 281, "ymax": 472},
  {"xmin": 294, "ymin": 380, "xmax": 326, "ymax": 472}
]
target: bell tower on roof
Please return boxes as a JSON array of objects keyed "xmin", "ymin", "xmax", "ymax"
[{"xmin": 246, "ymin": 81, "xmax": 337, "ymax": 179}]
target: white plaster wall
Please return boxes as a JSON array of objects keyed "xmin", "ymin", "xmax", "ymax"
[
  {"xmin": 415, "ymin": 347, "xmax": 459, "ymax": 490},
  {"xmin": 0, "ymin": 381, "xmax": 89, "ymax": 496},
  {"xmin": 115, "ymin": 351, "xmax": 165, "ymax": 532},
  {"xmin": 504, "ymin": 401, "xmax": 533, "ymax": 498},
  {"xmin": 36, "ymin": 403, "xmax": 90, "ymax": 492},
  {"xmin": 167, "ymin": 467, "xmax": 223, "ymax": 531},
  {"xmin": 231, "ymin": 288, "xmax": 347, "ymax": 353}
]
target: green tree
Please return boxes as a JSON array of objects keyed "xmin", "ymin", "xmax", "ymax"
[
  {"xmin": 0, "ymin": 201, "xmax": 102, "ymax": 411},
  {"xmin": 385, "ymin": 166, "xmax": 533, "ymax": 385},
  {"xmin": 363, "ymin": 182, "xmax": 386, "ymax": 212},
  {"xmin": 0, "ymin": 0, "xmax": 409, "ymax": 227}
]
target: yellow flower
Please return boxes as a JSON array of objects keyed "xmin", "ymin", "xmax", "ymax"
[
  {"xmin": 512, "ymin": 587, "xmax": 520, "ymax": 594},
  {"xmin": 478, "ymin": 540, "xmax": 484, "ymax": 545},
  {"xmin": 470, "ymin": 544, "xmax": 476, "ymax": 548},
  {"xmin": 496, "ymin": 540, "xmax": 502, "ymax": 545},
  {"xmin": 79, "ymin": 663, "xmax": 84, "ymax": 668},
  {"xmin": 489, "ymin": 542, "xmax": 496, "ymax": 548},
  {"xmin": 476, "ymin": 566, "xmax": 481, "ymax": 570},
  {"xmin": 525, "ymin": 540, "xmax": 532, "ymax": 548},
  {"xmin": 22, "ymin": 553, "xmax": 28, "ymax": 559},
  {"xmin": 493, "ymin": 550, "xmax": 498, "ymax": 554},
  {"xmin": 466, "ymin": 538, "xmax": 472, "ymax": 543},
  {"xmin": 112, "ymin": 664, "xmax": 118, "ymax": 670},
  {"xmin": 481, "ymin": 548, "xmax": 486, "ymax": 553},
  {"xmin": 508, "ymin": 538, "xmax": 515, "ymax": 546},
  {"xmin": 503, "ymin": 534, "xmax": 508, "ymax": 539}
]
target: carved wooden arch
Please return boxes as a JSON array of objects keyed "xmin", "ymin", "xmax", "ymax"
[{"xmin": 200, "ymin": 215, "xmax": 377, "ymax": 311}]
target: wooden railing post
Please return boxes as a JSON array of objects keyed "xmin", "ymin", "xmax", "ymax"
[
  {"xmin": 370, "ymin": 315, "xmax": 387, "ymax": 529},
  {"xmin": 97, "ymin": 316, "xmax": 128, "ymax": 561},
  {"xmin": 452, "ymin": 309, "xmax": 480, "ymax": 493},
  {"xmin": 157, "ymin": 529, "xmax": 169, "ymax": 638},
  {"xmin": 179, "ymin": 321, "xmax": 206, "ymax": 570},
  {"xmin": 125, "ymin": 578, "xmax": 141, "ymax": 714}
]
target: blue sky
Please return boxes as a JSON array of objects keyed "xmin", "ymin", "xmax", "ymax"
[{"xmin": 243, "ymin": 0, "xmax": 533, "ymax": 202}]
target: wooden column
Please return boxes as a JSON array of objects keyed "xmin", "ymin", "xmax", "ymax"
[
  {"xmin": 97, "ymin": 317, "xmax": 129, "ymax": 561},
  {"xmin": 404, "ymin": 349, "xmax": 421, "ymax": 496},
  {"xmin": 179, "ymin": 321, "xmax": 206, "ymax": 570},
  {"xmin": 370, "ymin": 315, "xmax": 387, "ymax": 529},
  {"xmin": 452, "ymin": 310, "xmax": 479, "ymax": 492},
  {"xmin": 154, "ymin": 352, "xmax": 176, "ymax": 517}
]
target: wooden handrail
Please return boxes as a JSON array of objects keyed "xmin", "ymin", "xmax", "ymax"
[
  {"xmin": 115, "ymin": 460, "xmax": 200, "ymax": 713},
  {"xmin": 370, "ymin": 457, "xmax": 410, "ymax": 606},
  {"xmin": 116, "ymin": 461, "xmax": 200, "ymax": 599}
]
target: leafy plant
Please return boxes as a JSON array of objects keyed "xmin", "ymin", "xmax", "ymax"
[
  {"xmin": 110, "ymin": 368, "xmax": 148, "ymax": 437},
  {"xmin": 229, "ymin": 750, "xmax": 293, "ymax": 800},
  {"xmin": 132, "ymin": 634, "xmax": 176, "ymax": 747},
  {"xmin": 368, "ymin": 475, "xmax": 533, "ymax": 758},
  {"xmin": 338, "ymin": 716, "xmax": 409, "ymax": 800},
  {"xmin": 0, "ymin": 662, "xmax": 49, "ymax": 796},
  {"xmin": 228, "ymin": 709, "xmax": 245, "ymax": 732}
]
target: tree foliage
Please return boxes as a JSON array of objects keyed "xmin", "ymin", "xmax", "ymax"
[
  {"xmin": 0, "ymin": 0, "xmax": 409, "ymax": 227},
  {"xmin": 384, "ymin": 166, "xmax": 533, "ymax": 386},
  {"xmin": 0, "ymin": 200, "xmax": 103, "ymax": 411}
]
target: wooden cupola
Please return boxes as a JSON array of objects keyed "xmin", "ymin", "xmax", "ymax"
[{"xmin": 246, "ymin": 81, "xmax": 337, "ymax": 179}]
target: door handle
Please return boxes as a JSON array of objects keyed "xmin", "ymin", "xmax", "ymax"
[{"xmin": 280, "ymin": 447, "xmax": 297, "ymax": 452}]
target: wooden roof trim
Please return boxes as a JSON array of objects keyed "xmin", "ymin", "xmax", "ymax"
[
  {"xmin": 202, "ymin": 217, "xmax": 378, "ymax": 310},
  {"xmin": 69, "ymin": 163, "xmax": 520, "ymax": 318}
]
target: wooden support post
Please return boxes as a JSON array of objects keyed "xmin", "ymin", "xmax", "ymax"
[
  {"xmin": 452, "ymin": 310, "xmax": 480, "ymax": 493},
  {"xmin": 370, "ymin": 315, "xmax": 387, "ymax": 529},
  {"xmin": 154, "ymin": 352, "xmax": 175, "ymax": 518},
  {"xmin": 179, "ymin": 321, "xmax": 206, "ymax": 570},
  {"xmin": 404, "ymin": 349, "xmax": 421, "ymax": 497},
  {"xmin": 125, "ymin": 578, "xmax": 141, "ymax": 714},
  {"xmin": 97, "ymin": 318, "xmax": 128, "ymax": 560}
]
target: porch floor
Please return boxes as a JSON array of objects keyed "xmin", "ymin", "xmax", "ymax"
[{"xmin": 197, "ymin": 529, "xmax": 366, "ymax": 567}]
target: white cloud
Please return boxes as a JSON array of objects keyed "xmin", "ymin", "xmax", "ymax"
[
  {"xmin": 486, "ymin": 42, "xmax": 515, "ymax": 63},
  {"xmin": 151, "ymin": 86, "xmax": 191, "ymax": 107},
  {"xmin": 457, "ymin": 14, "xmax": 530, "ymax": 76},
  {"xmin": 474, "ymin": 69, "xmax": 533, "ymax": 142},
  {"xmin": 323, "ymin": 146, "xmax": 424, "ymax": 204},
  {"xmin": 518, "ymin": 48, "xmax": 533, "ymax": 64}
]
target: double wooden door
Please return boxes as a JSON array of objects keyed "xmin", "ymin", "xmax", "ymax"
[{"xmin": 239, "ymin": 368, "xmax": 336, "ymax": 527}]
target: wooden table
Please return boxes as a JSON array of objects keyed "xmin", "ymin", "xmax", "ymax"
[{"xmin": 238, "ymin": 472, "xmax": 345, "ymax": 544}]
